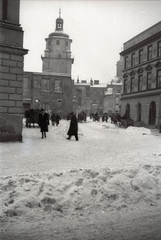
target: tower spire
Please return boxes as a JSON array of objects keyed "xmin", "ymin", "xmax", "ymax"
[{"xmin": 59, "ymin": 8, "xmax": 61, "ymax": 18}]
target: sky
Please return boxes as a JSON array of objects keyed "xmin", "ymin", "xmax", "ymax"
[{"xmin": 20, "ymin": 0, "xmax": 161, "ymax": 84}]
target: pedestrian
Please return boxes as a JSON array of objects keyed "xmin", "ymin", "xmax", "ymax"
[
  {"xmin": 38, "ymin": 108, "xmax": 49, "ymax": 138},
  {"xmin": 55, "ymin": 113, "xmax": 61, "ymax": 126},
  {"xmin": 66, "ymin": 113, "xmax": 78, "ymax": 141},
  {"xmin": 51, "ymin": 113, "xmax": 56, "ymax": 126}
]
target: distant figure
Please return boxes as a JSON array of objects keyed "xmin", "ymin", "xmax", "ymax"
[
  {"xmin": 51, "ymin": 113, "xmax": 56, "ymax": 126},
  {"xmin": 38, "ymin": 108, "xmax": 49, "ymax": 138},
  {"xmin": 55, "ymin": 113, "xmax": 61, "ymax": 126},
  {"xmin": 66, "ymin": 113, "xmax": 78, "ymax": 141}
]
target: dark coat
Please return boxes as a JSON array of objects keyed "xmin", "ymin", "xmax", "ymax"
[
  {"xmin": 67, "ymin": 114, "xmax": 78, "ymax": 136},
  {"xmin": 55, "ymin": 114, "xmax": 61, "ymax": 125},
  {"xmin": 38, "ymin": 112, "xmax": 49, "ymax": 132}
]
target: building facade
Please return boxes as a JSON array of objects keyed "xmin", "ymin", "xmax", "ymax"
[
  {"xmin": 120, "ymin": 21, "xmax": 161, "ymax": 128},
  {"xmin": 74, "ymin": 79, "xmax": 106, "ymax": 116},
  {"xmin": 104, "ymin": 82, "xmax": 122, "ymax": 115},
  {"xmin": 0, "ymin": 0, "xmax": 28, "ymax": 141},
  {"xmin": 23, "ymin": 11, "xmax": 74, "ymax": 118}
]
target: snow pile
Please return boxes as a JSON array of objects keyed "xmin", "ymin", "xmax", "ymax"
[
  {"xmin": 0, "ymin": 164, "xmax": 161, "ymax": 221},
  {"xmin": 125, "ymin": 126, "xmax": 151, "ymax": 135}
]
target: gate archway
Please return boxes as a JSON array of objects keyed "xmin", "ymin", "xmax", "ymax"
[{"xmin": 149, "ymin": 101, "xmax": 156, "ymax": 124}]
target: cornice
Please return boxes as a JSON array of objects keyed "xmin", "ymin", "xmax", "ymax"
[
  {"xmin": 121, "ymin": 88, "xmax": 161, "ymax": 100},
  {"xmin": 120, "ymin": 31, "xmax": 161, "ymax": 56}
]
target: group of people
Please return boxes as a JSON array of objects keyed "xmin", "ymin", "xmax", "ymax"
[{"xmin": 38, "ymin": 109, "xmax": 78, "ymax": 140}]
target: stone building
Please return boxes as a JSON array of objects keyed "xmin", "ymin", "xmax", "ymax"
[
  {"xmin": 0, "ymin": 0, "xmax": 28, "ymax": 141},
  {"xmin": 23, "ymin": 11, "xmax": 74, "ymax": 118},
  {"xmin": 74, "ymin": 79, "xmax": 106, "ymax": 116},
  {"xmin": 120, "ymin": 21, "xmax": 161, "ymax": 128},
  {"xmin": 104, "ymin": 82, "xmax": 122, "ymax": 115},
  {"xmin": 90, "ymin": 80, "xmax": 106, "ymax": 115}
]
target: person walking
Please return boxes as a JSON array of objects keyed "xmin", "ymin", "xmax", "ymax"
[
  {"xmin": 55, "ymin": 113, "xmax": 61, "ymax": 126},
  {"xmin": 38, "ymin": 108, "xmax": 49, "ymax": 138},
  {"xmin": 66, "ymin": 113, "xmax": 78, "ymax": 141},
  {"xmin": 51, "ymin": 113, "xmax": 56, "ymax": 126}
]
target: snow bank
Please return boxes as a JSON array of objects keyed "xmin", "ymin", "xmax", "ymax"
[
  {"xmin": 1, "ymin": 165, "xmax": 161, "ymax": 221},
  {"xmin": 125, "ymin": 126, "xmax": 151, "ymax": 135}
]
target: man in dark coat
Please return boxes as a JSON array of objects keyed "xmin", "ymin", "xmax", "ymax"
[
  {"xmin": 55, "ymin": 113, "xmax": 61, "ymax": 126},
  {"xmin": 38, "ymin": 108, "xmax": 49, "ymax": 138},
  {"xmin": 66, "ymin": 113, "xmax": 78, "ymax": 141}
]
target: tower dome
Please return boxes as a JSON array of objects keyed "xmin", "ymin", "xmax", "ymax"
[{"xmin": 49, "ymin": 9, "xmax": 69, "ymax": 38}]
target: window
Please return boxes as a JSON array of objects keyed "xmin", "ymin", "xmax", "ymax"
[
  {"xmin": 131, "ymin": 53, "xmax": 135, "ymax": 67},
  {"xmin": 147, "ymin": 45, "xmax": 152, "ymax": 61},
  {"xmin": 56, "ymin": 40, "xmax": 60, "ymax": 45},
  {"xmin": 41, "ymin": 103, "xmax": 49, "ymax": 111},
  {"xmin": 58, "ymin": 23, "xmax": 62, "ymax": 29},
  {"xmin": 2, "ymin": 0, "xmax": 8, "ymax": 21},
  {"xmin": 158, "ymin": 41, "xmax": 161, "ymax": 57},
  {"xmin": 131, "ymin": 77, "xmax": 135, "ymax": 92},
  {"xmin": 147, "ymin": 72, "xmax": 151, "ymax": 89},
  {"xmin": 124, "ymin": 79, "xmax": 127, "ymax": 93},
  {"xmin": 55, "ymin": 80, "xmax": 62, "ymax": 92},
  {"xmin": 41, "ymin": 79, "xmax": 50, "ymax": 92},
  {"xmin": 157, "ymin": 70, "xmax": 161, "ymax": 88},
  {"xmin": 23, "ymin": 77, "xmax": 29, "ymax": 91},
  {"xmin": 139, "ymin": 49, "xmax": 143, "ymax": 64},
  {"xmin": 66, "ymin": 41, "xmax": 68, "ymax": 46},
  {"xmin": 125, "ymin": 56, "xmax": 128, "ymax": 69},
  {"xmin": 34, "ymin": 80, "xmax": 41, "ymax": 88},
  {"xmin": 138, "ymin": 75, "xmax": 142, "ymax": 91}
]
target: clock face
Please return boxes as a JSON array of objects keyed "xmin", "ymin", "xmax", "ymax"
[{"xmin": 56, "ymin": 47, "xmax": 60, "ymax": 51}]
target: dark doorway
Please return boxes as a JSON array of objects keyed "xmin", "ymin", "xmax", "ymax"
[
  {"xmin": 125, "ymin": 103, "xmax": 130, "ymax": 118},
  {"xmin": 137, "ymin": 103, "xmax": 141, "ymax": 122},
  {"xmin": 149, "ymin": 101, "xmax": 156, "ymax": 124}
]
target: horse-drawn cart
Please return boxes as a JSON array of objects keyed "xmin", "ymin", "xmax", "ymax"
[{"xmin": 111, "ymin": 113, "xmax": 134, "ymax": 128}]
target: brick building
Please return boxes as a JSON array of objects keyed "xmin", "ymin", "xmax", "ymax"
[
  {"xmin": 120, "ymin": 21, "xmax": 161, "ymax": 128},
  {"xmin": 0, "ymin": 0, "xmax": 28, "ymax": 141}
]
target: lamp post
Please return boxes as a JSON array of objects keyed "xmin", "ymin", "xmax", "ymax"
[{"xmin": 36, "ymin": 99, "xmax": 41, "ymax": 109}]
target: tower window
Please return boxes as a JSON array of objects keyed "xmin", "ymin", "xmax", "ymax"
[
  {"xmin": 66, "ymin": 41, "xmax": 68, "ymax": 47},
  {"xmin": 56, "ymin": 40, "xmax": 60, "ymax": 45},
  {"xmin": 58, "ymin": 23, "xmax": 62, "ymax": 29}
]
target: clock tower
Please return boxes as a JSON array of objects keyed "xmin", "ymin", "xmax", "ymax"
[{"xmin": 42, "ymin": 10, "xmax": 74, "ymax": 76}]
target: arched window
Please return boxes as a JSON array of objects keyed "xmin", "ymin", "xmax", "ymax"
[
  {"xmin": 125, "ymin": 103, "xmax": 130, "ymax": 118},
  {"xmin": 149, "ymin": 101, "xmax": 156, "ymax": 124},
  {"xmin": 56, "ymin": 40, "xmax": 60, "ymax": 45},
  {"xmin": 137, "ymin": 103, "xmax": 141, "ymax": 122}
]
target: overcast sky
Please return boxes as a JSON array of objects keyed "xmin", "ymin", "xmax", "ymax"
[{"xmin": 20, "ymin": 0, "xmax": 161, "ymax": 83}]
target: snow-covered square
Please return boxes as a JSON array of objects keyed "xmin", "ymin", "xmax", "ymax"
[{"xmin": 0, "ymin": 118, "xmax": 161, "ymax": 240}]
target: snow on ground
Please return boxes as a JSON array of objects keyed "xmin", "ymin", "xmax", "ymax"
[{"xmin": 0, "ymin": 118, "xmax": 161, "ymax": 240}]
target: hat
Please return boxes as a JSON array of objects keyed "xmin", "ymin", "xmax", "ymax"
[{"xmin": 41, "ymin": 108, "xmax": 45, "ymax": 111}]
